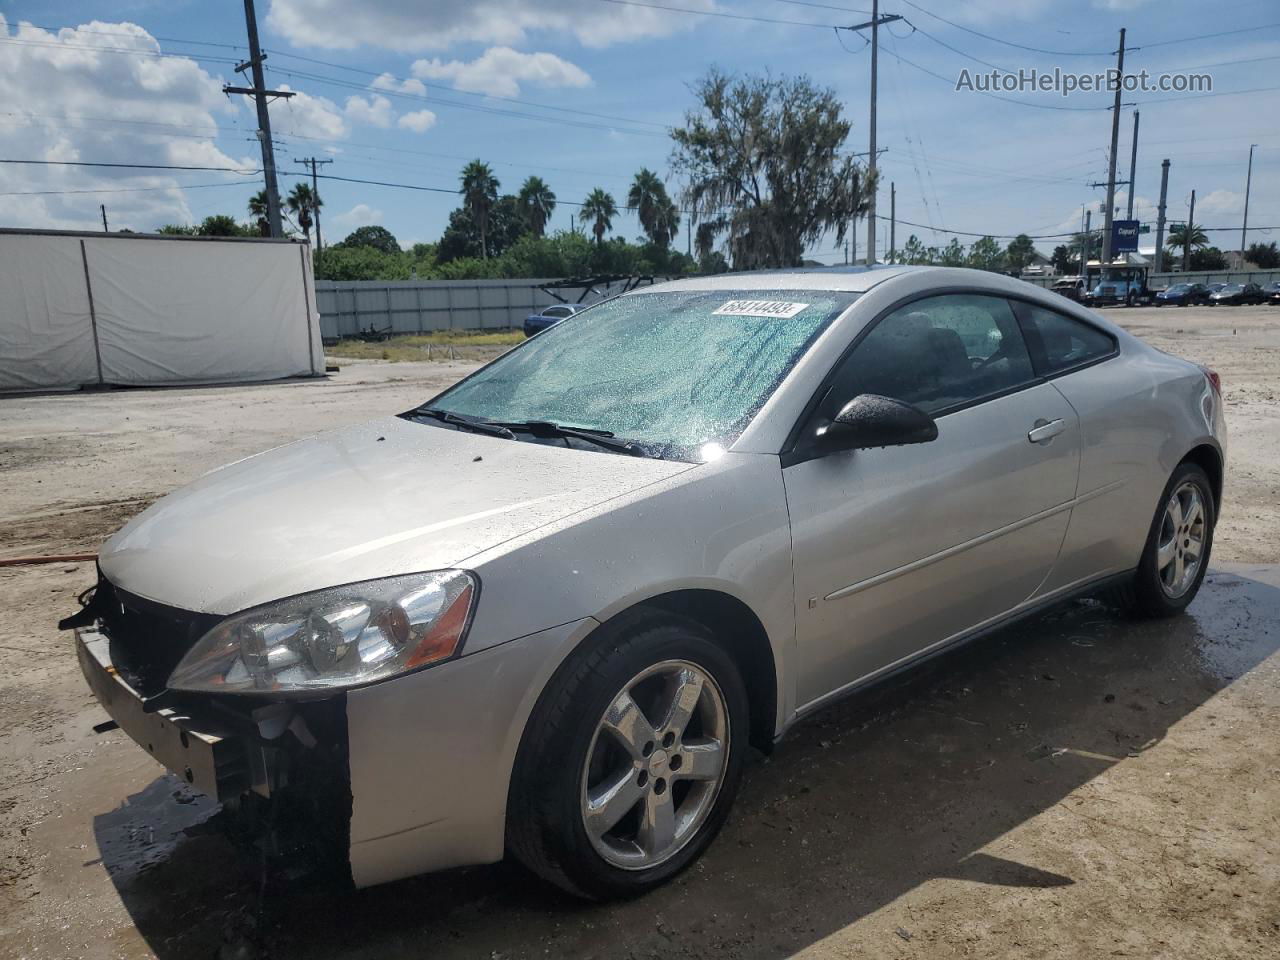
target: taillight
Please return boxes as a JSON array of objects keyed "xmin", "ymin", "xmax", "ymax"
[{"xmin": 1200, "ymin": 365, "xmax": 1221, "ymax": 397}]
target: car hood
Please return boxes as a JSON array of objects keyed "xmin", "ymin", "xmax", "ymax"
[{"xmin": 98, "ymin": 416, "xmax": 696, "ymax": 615}]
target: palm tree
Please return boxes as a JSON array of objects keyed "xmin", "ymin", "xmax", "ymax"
[
  {"xmin": 286, "ymin": 183, "xmax": 320, "ymax": 245},
  {"xmin": 248, "ymin": 190, "xmax": 270, "ymax": 237},
  {"xmin": 460, "ymin": 160, "xmax": 500, "ymax": 258},
  {"xmin": 627, "ymin": 168, "xmax": 676, "ymax": 247},
  {"xmin": 1167, "ymin": 222, "xmax": 1208, "ymax": 260},
  {"xmin": 579, "ymin": 188, "xmax": 618, "ymax": 244},
  {"xmin": 517, "ymin": 176, "xmax": 556, "ymax": 238}
]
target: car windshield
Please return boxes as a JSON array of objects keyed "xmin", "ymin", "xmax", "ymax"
[
  {"xmin": 422, "ymin": 289, "xmax": 856, "ymax": 457},
  {"xmin": 1169, "ymin": 284, "xmax": 1190, "ymax": 293},
  {"xmin": 1220, "ymin": 285, "xmax": 1243, "ymax": 293}
]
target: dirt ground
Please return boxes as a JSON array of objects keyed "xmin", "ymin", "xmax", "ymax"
[{"xmin": 1, "ymin": 305, "xmax": 1278, "ymax": 959}]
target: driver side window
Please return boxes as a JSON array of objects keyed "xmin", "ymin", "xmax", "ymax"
[{"xmin": 820, "ymin": 294, "xmax": 1035, "ymax": 418}]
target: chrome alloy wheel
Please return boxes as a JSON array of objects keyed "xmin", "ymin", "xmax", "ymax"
[
  {"xmin": 580, "ymin": 660, "xmax": 730, "ymax": 870},
  {"xmin": 1157, "ymin": 480, "xmax": 1206, "ymax": 598}
]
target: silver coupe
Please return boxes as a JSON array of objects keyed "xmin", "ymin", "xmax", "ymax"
[{"xmin": 67, "ymin": 265, "xmax": 1225, "ymax": 899}]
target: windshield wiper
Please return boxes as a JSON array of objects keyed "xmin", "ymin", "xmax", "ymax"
[
  {"xmin": 500, "ymin": 420, "xmax": 650, "ymax": 457},
  {"xmin": 411, "ymin": 408, "xmax": 516, "ymax": 439}
]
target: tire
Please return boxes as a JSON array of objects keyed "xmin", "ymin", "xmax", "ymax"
[
  {"xmin": 1111, "ymin": 461, "xmax": 1215, "ymax": 618},
  {"xmin": 1126, "ymin": 291, "xmax": 1136, "ymax": 307},
  {"xmin": 507, "ymin": 610, "xmax": 749, "ymax": 900}
]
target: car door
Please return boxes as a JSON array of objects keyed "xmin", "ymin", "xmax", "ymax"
[{"xmin": 783, "ymin": 293, "xmax": 1081, "ymax": 709}]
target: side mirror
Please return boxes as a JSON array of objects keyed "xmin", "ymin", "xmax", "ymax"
[{"xmin": 815, "ymin": 394, "xmax": 938, "ymax": 452}]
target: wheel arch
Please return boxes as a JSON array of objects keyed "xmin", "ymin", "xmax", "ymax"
[
  {"xmin": 1181, "ymin": 442, "xmax": 1223, "ymax": 511},
  {"xmin": 633, "ymin": 589, "xmax": 779, "ymax": 754}
]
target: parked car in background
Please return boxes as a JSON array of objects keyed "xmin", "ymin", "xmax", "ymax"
[
  {"xmin": 1206, "ymin": 283, "xmax": 1227, "ymax": 294},
  {"xmin": 1265, "ymin": 281, "xmax": 1280, "ymax": 305},
  {"xmin": 67, "ymin": 266, "xmax": 1225, "ymax": 899},
  {"xmin": 1209, "ymin": 282, "xmax": 1266, "ymax": 306},
  {"xmin": 1156, "ymin": 282, "xmax": 1213, "ymax": 307},
  {"xmin": 1051, "ymin": 277, "xmax": 1086, "ymax": 302},
  {"xmin": 524, "ymin": 303, "xmax": 585, "ymax": 337},
  {"xmin": 1083, "ymin": 268, "xmax": 1152, "ymax": 307}
]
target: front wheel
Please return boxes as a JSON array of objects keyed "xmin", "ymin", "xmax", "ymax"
[
  {"xmin": 507, "ymin": 613, "xmax": 749, "ymax": 899},
  {"xmin": 1112, "ymin": 462, "xmax": 1215, "ymax": 617}
]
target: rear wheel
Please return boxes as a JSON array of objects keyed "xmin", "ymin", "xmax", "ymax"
[
  {"xmin": 1111, "ymin": 462, "xmax": 1214, "ymax": 617},
  {"xmin": 507, "ymin": 612, "xmax": 748, "ymax": 899}
]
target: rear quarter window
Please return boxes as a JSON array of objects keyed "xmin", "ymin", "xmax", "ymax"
[{"xmin": 1017, "ymin": 303, "xmax": 1116, "ymax": 375}]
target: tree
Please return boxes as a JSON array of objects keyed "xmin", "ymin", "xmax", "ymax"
[
  {"xmin": 968, "ymin": 235, "xmax": 1004, "ymax": 272},
  {"xmin": 1050, "ymin": 244, "xmax": 1078, "ymax": 274},
  {"xmin": 1245, "ymin": 241, "xmax": 1280, "ymax": 269},
  {"xmin": 1167, "ymin": 222, "xmax": 1208, "ymax": 261},
  {"xmin": 156, "ymin": 224, "xmax": 198, "ymax": 236},
  {"xmin": 516, "ymin": 176, "xmax": 556, "ymax": 238},
  {"xmin": 196, "ymin": 215, "xmax": 254, "ymax": 237},
  {"xmin": 437, "ymin": 195, "xmax": 528, "ymax": 262},
  {"xmin": 248, "ymin": 190, "xmax": 270, "ymax": 237},
  {"xmin": 940, "ymin": 237, "xmax": 966, "ymax": 267},
  {"xmin": 1005, "ymin": 234, "xmax": 1035, "ymax": 274},
  {"xmin": 1189, "ymin": 246, "xmax": 1228, "ymax": 271},
  {"xmin": 460, "ymin": 160, "xmax": 500, "ymax": 258},
  {"xmin": 627, "ymin": 168, "xmax": 679, "ymax": 248},
  {"xmin": 671, "ymin": 69, "xmax": 871, "ymax": 269},
  {"xmin": 900, "ymin": 234, "xmax": 929, "ymax": 265},
  {"xmin": 286, "ymin": 182, "xmax": 321, "ymax": 246},
  {"xmin": 579, "ymin": 188, "xmax": 618, "ymax": 244},
  {"xmin": 335, "ymin": 225, "xmax": 400, "ymax": 254}
]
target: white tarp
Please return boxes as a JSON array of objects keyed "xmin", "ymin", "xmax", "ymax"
[{"xmin": 0, "ymin": 231, "xmax": 321, "ymax": 392}]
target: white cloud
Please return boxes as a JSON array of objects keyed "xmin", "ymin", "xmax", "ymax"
[
  {"xmin": 411, "ymin": 46, "xmax": 591, "ymax": 97},
  {"xmin": 344, "ymin": 93, "xmax": 395, "ymax": 128},
  {"xmin": 398, "ymin": 109, "xmax": 438, "ymax": 133},
  {"xmin": 372, "ymin": 72, "xmax": 427, "ymax": 96},
  {"xmin": 0, "ymin": 17, "xmax": 257, "ymax": 231},
  {"xmin": 266, "ymin": 85, "xmax": 349, "ymax": 140},
  {"xmin": 331, "ymin": 203, "xmax": 383, "ymax": 232},
  {"xmin": 1196, "ymin": 189, "xmax": 1244, "ymax": 217},
  {"xmin": 266, "ymin": 0, "xmax": 706, "ymax": 51}
]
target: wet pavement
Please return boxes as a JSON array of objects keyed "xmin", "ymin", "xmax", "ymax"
[{"xmin": 3, "ymin": 563, "xmax": 1278, "ymax": 959}]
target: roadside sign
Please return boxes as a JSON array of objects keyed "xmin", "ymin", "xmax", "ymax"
[{"xmin": 1112, "ymin": 219, "xmax": 1139, "ymax": 253}]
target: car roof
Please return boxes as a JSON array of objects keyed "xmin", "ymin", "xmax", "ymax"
[{"xmin": 635, "ymin": 263, "xmax": 929, "ymax": 294}]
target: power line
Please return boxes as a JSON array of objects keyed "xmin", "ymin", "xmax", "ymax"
[
  {"xmin": 0, "ymin": 181, "xmax": 257, "ymax": 197},
  {"xmin": 3, "ymin": 30, "xmax": 672, "ymax": 138},
  {"xmin": 592, "ymin": 0, "xmax": 840, "ymax": 28},
  {"xmin": 862, "ymin": 41, "xmax": 1107, "ymax": 111},
  {"xmin": 1134, "ymin": 23, "xmax": 1280, "ymax": 50},
  {"xmin": 894, "ymin": 0, "xmax": 1112, "ymax": 56},
  {"xmin": 259, "ymin": 48, "xmax": 672, "ymax": 131},
  {"xmin": 281, "ymin": 170, "xmax": 608, "ymax": 208},
  {"xmin": 0, "ymin": 159, "xmax": 261, "ymax": 174}
]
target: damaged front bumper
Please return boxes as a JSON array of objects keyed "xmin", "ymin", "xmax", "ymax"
[{"xmin": 77, "ymin": 626, "xmax": 248, "ymax": 801}]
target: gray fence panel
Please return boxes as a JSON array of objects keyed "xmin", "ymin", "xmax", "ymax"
[{"xmin": 315, "ymin": 277, "xmax": 645, "ymax": 339}]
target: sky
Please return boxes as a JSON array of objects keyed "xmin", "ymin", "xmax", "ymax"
[{"xmin": 0, "ymin": 0, "xmax": 1277, "ymax": 261}]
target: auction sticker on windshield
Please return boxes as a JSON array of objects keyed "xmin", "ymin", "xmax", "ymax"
[{"xmin": 711, "ymin": 300, "xmax": 810, "ymax": 319}]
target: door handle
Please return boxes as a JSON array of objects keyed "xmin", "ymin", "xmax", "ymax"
[{"xmin": 1028, "ymin": 418, "xmax": 1066, "ymax": 444}]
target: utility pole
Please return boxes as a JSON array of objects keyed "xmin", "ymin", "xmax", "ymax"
[
  {"xmin": 294, "ymin": 156, "xmax": 333, "ymax": 249},
  {"xmin": 1100, "ymin": 28, "xmax": 1126, "ymax": 266},
  {"xmin": 850, "ymin": 168, "xmax": 858, "ymax": 265},
  {"xmin": 1126, "ymin": 110, "xmax": 1140, "ymax": 220},
  {"xmin": 849, "ymin": 1, "xmax": 902, "ymax": 266},
  {"xmin": 224, "ymin": 0, "xmax": 293, "ymax": 238},
  {"xmin": 1183, "ymin": 189, "xmax": 1195, "ymax": 273},
  {"xmin": 889, "ymin": 181, "xmax": 896, "ymax": 263},
  {"xmin": 1241, "ymin": 143, "xmax": 1257, "ymax": 260},
  {"xmin": 99, "ymin": 204, "xmax": 108, "ymax": 232},
  {"xmin": 1154, "ymin": 158, "xmax": 1170, "ymax": 273},
  {"xmin": 1083, "ymin": 209, "xmax": 1092, "ymax": 275}
]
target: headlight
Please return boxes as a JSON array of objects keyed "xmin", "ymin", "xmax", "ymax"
[{"xmin": 166, "ymin": 570, "xmax": 477, "ymax": 695}]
